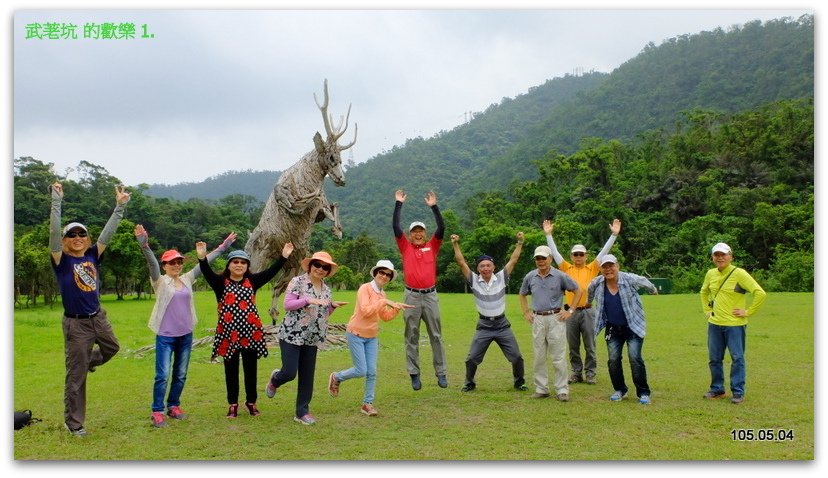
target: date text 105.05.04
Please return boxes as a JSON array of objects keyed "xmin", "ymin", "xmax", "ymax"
[{"xmin": 731, "ymin": 429, "xmax": 795, "ymax": 441}]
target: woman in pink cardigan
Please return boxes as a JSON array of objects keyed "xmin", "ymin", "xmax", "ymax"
[{"xmin": 327, "ymin": 260, "xmax": 412, "ymax": 417}]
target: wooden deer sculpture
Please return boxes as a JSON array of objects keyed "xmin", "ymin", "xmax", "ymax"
[{"xmin": 245, "ymin": 79, "xmax": 356, "ymax": 321}]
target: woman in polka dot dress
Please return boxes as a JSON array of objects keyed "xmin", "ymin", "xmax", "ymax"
[
  {"xmin": 264, "ymin": 251, "xmax": 348, "ymax": 425},
  {"xmin": 197, "ymin": 241, "xmax": 294, "ymax": 418}
]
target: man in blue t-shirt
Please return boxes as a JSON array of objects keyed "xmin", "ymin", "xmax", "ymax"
[{"xmin": 49, "ymin": 181, "xmax": 130, "ymax": 437}]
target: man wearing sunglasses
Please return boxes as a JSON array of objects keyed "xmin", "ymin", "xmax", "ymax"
[
  {"xmin": 542, "ymin": 218, "xmax": 621, "ymax": 386},
  {"xmin": 392, "ymin": 189, "xmax": 448, "ymax": 390},
  {"xmin": 48, "ymin": 181, "xmax": 131, "ymax": 437}
]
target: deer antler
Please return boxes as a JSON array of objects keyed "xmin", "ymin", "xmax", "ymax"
[
  {"xmin": 341, "ymin": 123, "xmax": 358, "ymax": 151},
  {"xmin": 313, "ymin": 79, "xmax": 333, "ymax": 137}
]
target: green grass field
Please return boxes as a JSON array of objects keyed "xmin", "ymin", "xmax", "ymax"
[{"xmin": 12, "ymin": 291, "xmax": 813, "ymax": 460}]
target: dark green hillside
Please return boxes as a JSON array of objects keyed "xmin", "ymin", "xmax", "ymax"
[{"xmin": 326, "ymin": 15, "xmax": 813, "ymax": 241}]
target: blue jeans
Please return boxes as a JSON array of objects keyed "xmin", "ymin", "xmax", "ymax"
[
  {"xmin": 334, "ymin": 332, "xmax": 378, "ymax": 404},
  {"xmin": 707, "ymin": 323, "xmax": 746, "ymax": 396},
  {"xmin": 153, "ymin": 333, "xmax": 192, "ymax": 412},
  {"xmin": 605, "ymin": 325, "xmax": 650, "ymax": 398}
]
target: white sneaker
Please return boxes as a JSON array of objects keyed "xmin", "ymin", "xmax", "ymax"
[{"xmin": 609, "ymin": 391, "xmax": 627, "ymax": 401}]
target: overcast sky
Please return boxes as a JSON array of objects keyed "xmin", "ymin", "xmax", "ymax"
[{"xmin": 12, "ymin": 6, "xmax": 811, "ymax": 186}]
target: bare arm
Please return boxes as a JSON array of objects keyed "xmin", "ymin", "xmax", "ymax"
[
  {"xmin": 450, "ymin": 234, "xmax": 472, "ymax": 280},
  {"xmin": 503, "ymin": 232, "xmax": 524, "ymax": 275}
]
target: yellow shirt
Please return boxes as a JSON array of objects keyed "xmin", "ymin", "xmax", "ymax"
[
  {"xmin": 559, "ymin": 260, "xmax": 600, "ymax": 308},
  {"xmin": 700, "ymin": 265, "xmax": 767, "ymax": 326}
]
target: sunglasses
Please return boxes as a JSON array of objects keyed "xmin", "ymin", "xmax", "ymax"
[
  {"xmin": 229, "ymin": 259, "xmax": 249, "ymax": 265},
  {"xmin": 572, "ymin": 252, "xmax": 586, "ymax": 257},
  {"xmin": 534, "ymin": 256, "xmax": 548, "ymax": 261},
  {"xmin": 311, "ymin": 261, "xmax": 332, "ymax": 272},
  {"xmin": 376, "ymin": 270, "xmax": 393, "ymax": 278},
  {"xmin": 165, "ymin": 259, "xmax": 184, "ymax": 266},
  {"xmin": 64, "ymin": 231, "xmax": 88, "ymax": 238}
]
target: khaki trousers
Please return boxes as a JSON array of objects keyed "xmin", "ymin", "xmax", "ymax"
[{"xmin": 531, "ymin": 313, "xmax": 569, "ymax": 395}]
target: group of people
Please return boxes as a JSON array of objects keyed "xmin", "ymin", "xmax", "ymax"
[{"xmin": 48, "ymin": 182, "xmax": 767, "ymax": 436}]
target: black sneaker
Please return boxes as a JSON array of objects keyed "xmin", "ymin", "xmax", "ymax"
[
  {"xmin": 461, "ymin": 383, "xmax": 476, "ymax": 392},
  {"xmin": 410, "ymin": 374, "xmax": 422, "ymax": 391}
]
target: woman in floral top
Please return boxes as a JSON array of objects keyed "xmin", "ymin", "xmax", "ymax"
[
  {"xmin": 265, "ymin": 251, "xmax": 347, "ymax": 425},
  {"xmin": 198, "ymin": 242, "xmax": 294, "ymax": 418}
]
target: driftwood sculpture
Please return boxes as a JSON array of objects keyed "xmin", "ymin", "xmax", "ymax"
[{"xmin": 245, "ymin": 79, "xmax": 356, "ymax": 321}]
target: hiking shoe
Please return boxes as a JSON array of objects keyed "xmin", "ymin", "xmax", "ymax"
[
  {"xmin": 410, "ymin": 374, "xmax": 422, "ymax": 391},
  {"xmin": 167, "ymin": 406, "xmax": 186, "ymax": 420},
  {"xmin": 610, "ymin": 391, "xmax": 627, "ymax": 401},
  {"xmin": 531, "ymin": 392, "xmax": 551, "ymax": 399},
  {"xmin": 461, "ymin": 383, "xmax": 476, "ymax": 392},
  {"xmin": 151, "ymin": 411, "xmax": 167, "ymax": 428},
  {"xmin": 360, "ymin": 403, "xmax": 379, "ymax": 417},
  {"xmin": 515, "ymin": 383, "xmax": 529, "ymax": 391},
  {"xmin": 568, "ymin": 374, "xmax": 583, "ymax": 384},
  {"xmin": 226, "ymin": 403, "xmax": 239, "ymax": 418},
  {"xmin": 294, "ymin": 414, "xmax": 317, "ymax": 425},
  {"xmin": 65, "ymin": 424, "xmax": 88, "ymax": 437},
  {"xmin": 437, "ymin": 374, "xmax": 448, "ymax": 388},
  {"xmin": 703, "ymin": 390, "xmax": 726, "ymax": 400},
  {"xmin": 639, "ymin": 395, "xmax": 651, "ymax": 405},
  {"xmin": 328, "ymin": 372, "xmax": 340, "ymax": 397},
  {"xmin": 731, "ymin": 395, "xmax": 745, "ymax": 404},
  {"xmin": 556, "ymin": 393, "xmax": 570, "ymax": 402},
  {"xmin": 245, "ymin": 402, "xmax": 261, "ymax": 416},
  {"xmin": 265, "ymin": 369, "xmax": 280, "ymax": 398},
  {"xmin": 585, "ymin": 375, "xmax": 597, "ymax": 385}
]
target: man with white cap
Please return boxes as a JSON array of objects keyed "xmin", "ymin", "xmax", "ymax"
[
  {"xmin": 48, "ymin": 181, "xmax": 131, "ymax": 436},
  {"xmin": 587, "ymin": 254, "xmax": 658, "ymax": 404},
  {"xmin": 450, "ymin": 232, "xmax": 527, "ymax": 393},
  {"xmin": 543, "ymin": 218, "xmax": 622, "ymax": 385},
  {"xmin": 392, "ymin": 189, "xmax": 448, "ymax": 390},
  {"xmin": 700, "ymin": 242, "xmax": 766, "ymax": 404},
  {"xmin": 519, "ymin": 244, "xmax": 582, "ymax": 401}
]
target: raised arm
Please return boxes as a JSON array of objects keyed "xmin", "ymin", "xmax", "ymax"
[
  {"xmin": 249, "ymin": 242, "xmax": 295, "ymax": 290},
  {"xmin": 48, "ymin": 182, "xmax": 64, "ymax": 264},
  {"xmin": 450, "ymin": 234, "xmax": 472, "ymax": 281},
  {"xmin": 543, "ymin": 220, "xmax": 565, "ymax": 265},
  {"xmin": 192, "ymin": 232, "xmax": 237, "ymax": 280},
  {"xmin": 134, "ymin": 224, "xmax": 161, "ymax": 282},
  {"xmin": 503, "ymin": 231, "xmax": 525, "ymax": 275},
  {"xmin": 596, "ymin": 219, "xmax": 621, "ymax": 262},
  {"xmin": 97, "ymin": 185, "xmax": 131, "ymax": 257},
  {"xmin": 392, "ymin": 189, "xmax": 406, "ymax": 238},
  {"xmin": 426, "ymin": 191, "xmax": 445, "ymax": 240}
]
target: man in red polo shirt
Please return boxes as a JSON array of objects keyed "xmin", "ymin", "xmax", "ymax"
[{"xmin": 392, "ymin": 189, "xmax": 447, "ymax": 390}]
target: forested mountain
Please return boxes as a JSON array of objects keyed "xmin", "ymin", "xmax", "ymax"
[
  {"xmin": 145, "ymin": 169, "xmax": 280, "ymax": 202},
  {"xmin": 326, "ymin": 16, "xmax": 813, "ymax": 238}
]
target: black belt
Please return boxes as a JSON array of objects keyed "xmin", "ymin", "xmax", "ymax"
[
  {"xmin": 576, "ymin": 305, "xmax": 592, "ymax": 310},
  {"xmin": 64, "ymin": 309, "xmax": 100, "ymax": 319},
  {"xmin": 406, "ymin": 286, "xmax": 436, "ymax": 294},
  {"xmin": 534, "ymin": 308, "xmax": 561, "ymax": 316},
  {"xmin": 479, "ymin": 313, "xmax": 505, "ymax": 321}
]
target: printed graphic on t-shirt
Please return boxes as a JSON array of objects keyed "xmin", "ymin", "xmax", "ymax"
[{"xmin": 73, "ymin": 261, "xmax": 98, "ymax": 292}]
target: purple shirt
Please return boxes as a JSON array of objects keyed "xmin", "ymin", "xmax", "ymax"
[{"xmin": 158, "ymin": 287, "xmax": 194, "ymax": 337}]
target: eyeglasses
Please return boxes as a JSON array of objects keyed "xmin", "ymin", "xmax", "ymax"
[
  {"xmin": 572, "ymin": 252, "xmax": 586, "ymax": 257},
  {"xmin": 376, "ymin": 270, "xmax": 393, "ymax": 278},
  {"xmin": 165, "ymin": 259, "xmax": 184, "ymax": 266},
  {"xmin": 229, "ymin": 259, "xmax": 248, "ymax": 265},
  {"xmin": 311, "ymin": 261, "xmax": 332, "ymax": 272},
  {"xmin": 64, "ymin": 231, "xmax": 88, "ymax": 238}
]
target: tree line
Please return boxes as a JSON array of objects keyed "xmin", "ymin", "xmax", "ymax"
[{"xmin": 13, "ymin": 96, "xmax": 814, "ymax": 308}]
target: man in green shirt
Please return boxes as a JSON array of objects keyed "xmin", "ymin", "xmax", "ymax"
[{"xmin": 699, "ymin": 242, "xmax": 767, "ymax": 404}]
